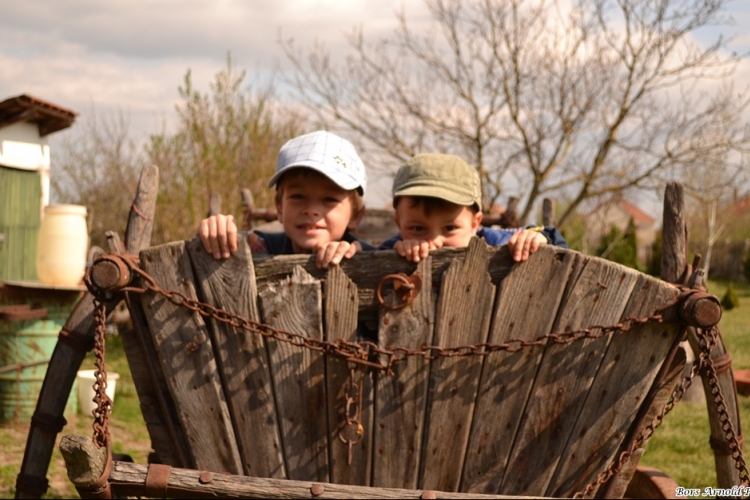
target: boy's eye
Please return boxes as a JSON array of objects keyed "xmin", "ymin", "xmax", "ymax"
[
  {"xmin": 408, "ymin": 226, "xmax": 425, "ymax": 233},
  {"xmin": 445, "ymin": 225, "xmax": 458, "ymax": 232},
  {"xmin": 288, "ymin": 193, "xmax": 305, "ymax": 200},
  {"xmin": 324, "ymin": 196, "xmax": 342, "ymax": 203}
]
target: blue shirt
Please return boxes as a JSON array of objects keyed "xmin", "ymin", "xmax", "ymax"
[{"xmin": 377, "ymin": 226, "xmax": 568, "ymax": 250}]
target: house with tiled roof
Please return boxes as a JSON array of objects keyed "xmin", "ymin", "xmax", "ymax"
[{"xmin": 586, "ymin": 196, "xmax": 657, "ymax": 266}]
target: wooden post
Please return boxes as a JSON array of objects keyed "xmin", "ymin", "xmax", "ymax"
[
  {"xmin": 542, "ymin": 198, "xmax": 555, "ymax": 227},
  {"xmin": 661, "ymin": 181, "xmax": 744, "ymax": 489},
  {"xmin": 59, "ymin": 435, "xmax": 107, "ymax": 490},
  {"xmin": 240, "ymin": 189, "xmax": 255, "ymax": 230},
  {"xmin": 661, "ymin": 182, "xmax": 686, "ymax": 284},
  {"xmin": 208, "ymin": 193, "xmax": 222, "ymax": 217}
]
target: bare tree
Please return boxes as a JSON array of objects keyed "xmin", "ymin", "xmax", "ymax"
[
  {"xmin": 146, "ymin": 56, "xmax": 306, "ymax": 243},
  {"xmin": 281, "ymin": 0, "xmax": 750, "ymax": 226},
  {"xmin": 51, "ymin": 109, "xmax": 143, "ymax": 249}
]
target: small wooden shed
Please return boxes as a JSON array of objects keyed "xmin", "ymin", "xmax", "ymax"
[{"xmin": 0, "ymin": 95, "xmax": 76, "ymax": 282}]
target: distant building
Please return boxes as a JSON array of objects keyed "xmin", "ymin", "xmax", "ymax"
[
  {"xmin": 586, "ymin": 196, "xmax": 657, "ymax": 266},
  {"xmin": 0, "ymin": 95, "xmax": 76, "ymax": 281}
]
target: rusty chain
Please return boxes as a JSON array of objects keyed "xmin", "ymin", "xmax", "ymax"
[
  {"xmin": 338, "ymin": 366, "xmax": 365, "ymax": 465},
  {"xmin": 86, "ymin": 255, "xmax": 748, "ymax": 496},
  {"xmin": 91, "ymin": 299, "xmax": 113, "ymax": 449}
]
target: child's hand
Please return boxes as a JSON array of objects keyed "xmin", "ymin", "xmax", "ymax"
[
  {"xmin": 315, "ymin": 241, "xmax": 362, "ymax": 269},
  {"xmin": 394, "ymin": 239, "xmax": 442, "ymax": 263},
  {"xmin": 198, "ymin": 214, "xmax": 238, "ymax": 259},
  {"xmin": 507, "ymin": 229, "xmax": 547, "ymax": 262}
]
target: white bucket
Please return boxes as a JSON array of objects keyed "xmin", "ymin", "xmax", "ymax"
[
  {"xmin": 76, "ymin": 370, "xmax": 119, "ymax": 416},
  {"xmin": 36, "ymin": 204, "xmax": 88, "ymax": 286}
]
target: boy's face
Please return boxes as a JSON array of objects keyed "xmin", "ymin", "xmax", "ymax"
[
  {"xmin": 276, "ymin": 171, "xmax": 361, "ymax": 254},
  {"xmin": 394, "ymin": 196, "xmax": 482, "ymax": 248}
]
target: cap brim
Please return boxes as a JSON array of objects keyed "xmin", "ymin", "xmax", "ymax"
[
  {"xmin": 268, "ymin": 162, "xmax": 362, "ymax": 192},
  {"xmin": 393, "ymin": 185, "xmax": 477, "ymax": 206}
]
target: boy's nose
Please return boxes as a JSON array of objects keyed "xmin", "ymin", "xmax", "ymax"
[{"xmin": 303, "ymin": 202, "xmax": 322, "ymax": 215}]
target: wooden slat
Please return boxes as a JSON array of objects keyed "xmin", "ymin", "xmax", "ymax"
[
  {"xmin": 258, "ymin": 266, "xmax": 329, "ymax": 482},
  {"xmin": 187, "ymin": 237, "xmax": 285, "ymax": 478},
  {"xmin": 600, "ymin": 346, "xmax": 687, "ymax": 498},
  {"xmin": 461, "ymin": 246, "xmax": 578, "ymax": 493},
  {"xmin": 122, "ymin": 296, "xmax": 192, "ymax": 467},
  {"xmin": 139, "ymin": 241, "xmax": 243, "ymax": 474},
  {"xmin": 546, "ymin": 273, "xmax": 681, "ymax": 497},
  {"xmin": 324, "ymin": 265, "xmax": 372, "ymax": 484},
  {"xmin": 500, "ymin": 255, "xmax": 640, "ymax": 496},
  {"xmin": 419, "ymin": 238, "xmax": 497, "ymax": 492},
  {"xmin": 373, "ymin": 258, "xmax": 435, "ymax": 489}
]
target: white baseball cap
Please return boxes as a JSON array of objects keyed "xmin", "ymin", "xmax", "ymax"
[{"xmin": 268, "ymin": 130, "xmax": 367, "ymax": 195}]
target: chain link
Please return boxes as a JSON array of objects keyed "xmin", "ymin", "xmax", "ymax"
[{"xmin": 91, "ymin": 299, "xmax": 112, "ymax": 448}]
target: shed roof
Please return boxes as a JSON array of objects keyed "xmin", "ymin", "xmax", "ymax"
[{"xmin": 0, "ymin": 94, "xmax": 77, "ymax": 136}]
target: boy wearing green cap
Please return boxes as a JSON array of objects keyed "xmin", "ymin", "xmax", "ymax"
[{"xmin": 379, "ymin": 153, "xmax": 567, "ymax": 262}]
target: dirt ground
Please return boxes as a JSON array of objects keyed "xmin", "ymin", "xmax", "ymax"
[{"xmin": 1, "ymin": 413, "xmax": 152, "ymax": 499}]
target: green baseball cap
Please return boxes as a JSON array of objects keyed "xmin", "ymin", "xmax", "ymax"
[{"xmin": 392, "ymin": 153, "xmax": 482, "ymax": 208}]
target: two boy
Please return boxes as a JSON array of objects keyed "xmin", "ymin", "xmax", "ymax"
[{"xmin": 198, "ymin": 131, "xmax": 566, "ymax": 265}]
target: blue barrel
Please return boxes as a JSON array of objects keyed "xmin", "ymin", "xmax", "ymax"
[{"xmin": 0, "ymin": 316, "xmax": 78, "ymax": 423}]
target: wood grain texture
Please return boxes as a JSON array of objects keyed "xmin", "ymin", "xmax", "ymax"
[
  {"xmin": 462, "ymin": 246, "xmax": 577, "ymax": 494},
  {"xmin": 419, "ymin": 238, "xmax": 497, "ymax": 492},
  {"xmin": 500, "ymin": 255, "xmax": 640, "ymax": 496},
  {"xmin": 108, "ymin": 460, "xmax": 543, "ymax": 499},
  {"xmin": 661, "ymin": 182, "xmax": 686, "ymax": 284},
  {"xmin": 187, "ymin": 237, "xmax": 285, "ymax": 478},
  {"xmin": 324, "ymin": 265, "xmax": 372, "ymax": 485},
  {"xmin": 125, "ymin": 163, "xmax": 159, "ymax": 255},
  {"xmin": 251, "ymin": 243, "xmax": 516, "ymax": 320},
  {"xmin": 546, "ymin": 273, "xmax": 681, "ymax": 497},
  {"xmin": 372, "ymin": 258, "xmax": 435, "ymax": 489},
  {"xmin": 139, "ymin": 241, "xmax": 243, "ymax": 474},
  {"xmin": 258, "ymin": 266, "xmax": 329, "ymax": 482},
  {"xmin": 599, "ymin": 346, "xmax": 686, "ymax": 498}
]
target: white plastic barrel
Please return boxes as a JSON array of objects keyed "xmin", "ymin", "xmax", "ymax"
[{"xmin": 36, "ymin": 204, "xmax": 88, "ymax": 286}]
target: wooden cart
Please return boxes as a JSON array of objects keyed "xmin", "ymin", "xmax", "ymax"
[{"xmin": 15, "ymin": 166, "xmax": 746, "ymax": 499}]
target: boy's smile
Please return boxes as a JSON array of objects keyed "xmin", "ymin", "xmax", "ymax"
[{"xmin": 276, "ymin": 172, "xmax": 358, "ymax": 254}]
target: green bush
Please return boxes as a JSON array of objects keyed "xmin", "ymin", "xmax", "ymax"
[
  {"xmin": 721, "ymin": 282, "xmax": 741, "ymax": 310},
  {"xmin": 597, "ymin": 219, "xmax": 639, "ymax": 269}
]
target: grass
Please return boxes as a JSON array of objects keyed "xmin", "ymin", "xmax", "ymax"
[{"xmin": 2, "ymin": 280, "xmax": 749, "ymax": 498}]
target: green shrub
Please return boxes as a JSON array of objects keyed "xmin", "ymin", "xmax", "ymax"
[
  {"xmin": 743, "ymin": 251, "xmax": 750, "ymax": 283},
  {"xmin": 721, "ymin": 282, "xmax": 741, "ymax": 310}
]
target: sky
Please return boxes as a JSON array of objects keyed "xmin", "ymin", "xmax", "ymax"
[{"xmin": 2, "ymin": 0, "xmax": 749, "ymax": 210}]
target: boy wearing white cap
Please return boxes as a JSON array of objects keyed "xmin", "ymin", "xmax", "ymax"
[
  {"xmin": 198, "ymin": 130, "xmax": 374, "ymax": 268},
  {"xmin": 380, "ymin": 153, "xmax": 567, "ymax": 263}
]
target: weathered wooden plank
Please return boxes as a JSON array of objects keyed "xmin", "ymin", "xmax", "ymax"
[
  {"xmin": 324, "ymin": 265, "xmax": 372, "ymax": 485},
  {"xmin": 187, "ymin": 237, "xmax": 285, "ymax": 478},
  {"xmin": 599, "ymin": 346, "xmax": 686, "ymax": 498},
  {"xmin": 462, "ymin": 246, "xmax": 577, "ymax": 493},
  {"xmin": 121, "ymin": 296, "xmax": 192, "ymax": 468},
  {"xmin": 258, "ymin": 266, "xmax": 329, "ymax": 482},
  {"xmin": 372, "ymin": 258, "xmax": 435, "ymax": 489},
  {"xmin": 500, "ymin": 255, "xmax": 640, "ymax": 496},
  {"xmin": 250, "ymin": 242, "xmax": 515, "ymax": 318},
  {"xmin": 419, "ymin": 238, "xmax": 497, "ymax": 492},
  {"xmin": 546, "ymin": 273, "xmax": 681, "ymax": 497},
  {"xmin": 107, "ymin": 461, "xmax": 549, "ymax": 499},
  {"xmin": 139, "ymin": 241, "xmax": 243, "ymax": 474}
]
